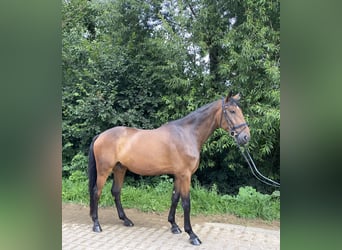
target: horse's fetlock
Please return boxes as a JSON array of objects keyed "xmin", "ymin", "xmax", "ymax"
[
  {"xmin": 168, "ymin": 215, "xmax": 174, "ymax": 223},
  {"xmin": 184, "ymin": 227, "xmax": 192, "ymax": 234}
]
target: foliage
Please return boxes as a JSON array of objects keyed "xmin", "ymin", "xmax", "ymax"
[
  {"xmin": 62, "ymin": 152, "xmax": 88, "ymax": 176},
  {"xmin": 62, "ymin": 170, "xmax": 88, "ymax": 204},
  {"xmin": 62, "ymin": 174, "xmax": 279, "ymax": 220},
  {"xmin": 225, "ymin": 186, "xmax": 280, "ymax": 220},
  {"xmin": 62, "ymin": 0, "xmax": 280, "ymax": 194}
]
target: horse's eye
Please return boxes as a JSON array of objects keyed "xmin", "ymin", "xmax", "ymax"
[{"xmin": 229, "ymin": 110, "xmax": 235, "ymax": 114}]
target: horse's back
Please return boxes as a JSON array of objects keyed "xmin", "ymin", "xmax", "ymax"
[
  {"xmin": 117, "ymin": 126, "xmax": 177, "ymax": 174},
  {"xmin": 93, "ymin": 124, "xmax": 200, "ymax": 175}
]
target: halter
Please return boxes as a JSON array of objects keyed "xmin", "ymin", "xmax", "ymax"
[
  {"xmin": 220, "ymin": 97, "xmax": 280, "ymax": 188},
  {"xmin": 220, "ymin": 97, "xmax": 248, "ymax": 138}
]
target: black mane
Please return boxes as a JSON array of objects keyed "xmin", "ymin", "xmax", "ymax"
[{"xmin": 168, "ymin": 100, "xmax": 218, "ymax": 127}]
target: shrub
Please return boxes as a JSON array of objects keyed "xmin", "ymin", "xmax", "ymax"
[
  {"xmin": 226, "ymin": 186, "xmax": 280, "ymax": 220},
  {"xmin": 62, "ymin": 174, "xmax": 280, "ymax": 221},
  {"xmin": 62, "ymin": 152, "xmax": 88, "ymax": 177}
]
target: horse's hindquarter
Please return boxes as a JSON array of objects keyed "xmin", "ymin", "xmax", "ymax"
[{"xmin": 117, "ymin": 126, "xmax": 200, "ymax": 176}]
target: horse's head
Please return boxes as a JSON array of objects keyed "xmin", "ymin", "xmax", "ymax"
[{"xmin": 220, "ymin": 91, "xmax": 250, "ymax": 145}]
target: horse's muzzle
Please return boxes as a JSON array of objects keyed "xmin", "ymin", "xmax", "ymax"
[{"xmin": 236, "ymin": 132, "xmax": 250, "ymax": 145}]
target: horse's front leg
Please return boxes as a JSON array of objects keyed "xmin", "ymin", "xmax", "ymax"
[
  {"xmin": 178, "ymin": 173, "xmax": 201, "ymax": 245},
  {"xmin": 167, "ymin": 181, "xmax": 182, "ymax": 234},
  {"xmin": 181, "ymin": 194, "xmax": 202, "ymax": 245}
]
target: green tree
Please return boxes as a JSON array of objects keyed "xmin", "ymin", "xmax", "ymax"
[
  {"xmin": 62, "ymin": 0, "xmax": 280, "ymax": 194},
  {"xmin": 195, "ymin": 0, "xmax": 280, "ymax": 193},
  {"xmin": 153, "ymin": 0, "xmax": 280, "ymax": 193}
]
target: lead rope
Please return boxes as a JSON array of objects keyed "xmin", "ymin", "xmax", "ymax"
[{"xmin": 239, "ymin": 146, "xmax": 280, "ymax": 188}]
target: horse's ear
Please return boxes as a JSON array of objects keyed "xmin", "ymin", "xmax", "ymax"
[
  {"xmin": 233, "ymin": 93, "xmax": 241, "ymax": 101},
  {"xmin": 225, "ymin": 90, "xmax": 233, "ymax": 102}
]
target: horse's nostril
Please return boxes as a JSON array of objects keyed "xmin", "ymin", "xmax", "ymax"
[{"xmin": 244, "ymin": 135, "xmax": 249, "ymax": 142}]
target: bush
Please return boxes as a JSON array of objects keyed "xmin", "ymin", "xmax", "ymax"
[
  {"xmin": 225, "ymin": 186, "xmax": 280, "ymax": 220},
  {"xmin": 62, "ymin": 170, "xmax": 88, "ymax": 203},
  {"xmin": 62, "ymin": 152, "xmax": 88, "ymax": 177},
  {"xmin": 62, "ymin": 174, "xmax": 280, "ymax": 221}
]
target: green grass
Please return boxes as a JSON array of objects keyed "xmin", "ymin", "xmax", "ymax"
[{"xmin": 62, "ymin": 170, "xmax": 280, "ymax": 221}]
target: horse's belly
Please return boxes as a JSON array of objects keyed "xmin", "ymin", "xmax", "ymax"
[
  {"xmin": 118, "ymin": 146, "xmax": 176, "ymax": 176},
  {"xmin": 115, "ymin": 129, "xmax": 198, "ymax": 176}
]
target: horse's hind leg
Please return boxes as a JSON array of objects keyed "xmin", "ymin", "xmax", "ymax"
[
  {"xmin": 90, "ymin": 183, "xmax": 101, "ymax": 232},
  {"xmin": 168, "ymin": 177, "xmax": 182, "ymax": 234},
  {"xmin": 111, "ymin": 163, "xmax": 134, "ymax": 227},
  {"xmin": 89, "ymin": 137, "xmax": 109, "ymax": 232},
  {"xmin": 90, "ymin": 174, "xmax": 108, "ymax": 232}
]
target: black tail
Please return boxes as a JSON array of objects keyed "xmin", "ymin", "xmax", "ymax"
[{"xmin": 88, "ymin": 135, "xmax": 99, "ymax": 216}]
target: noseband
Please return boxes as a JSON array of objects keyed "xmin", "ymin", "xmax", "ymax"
[{"xmin": 220, "ymin": 97, "xmax": 248, "ymax": 137}]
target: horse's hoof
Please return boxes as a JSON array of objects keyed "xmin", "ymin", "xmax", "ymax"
[
  {"xmin": 190, "ymin": 237, "xmax": 202, "ymax": 245},
  {"xmin": 93, "ymin": 225, "xmax": 102, "ymax": 232},
  {"xmin": 171, "ymin": 225, "xmax": 182, "ymax": 234},
  {"xmin": 123, "ymin": 219, "xmax": 134, "ymax": 227}
]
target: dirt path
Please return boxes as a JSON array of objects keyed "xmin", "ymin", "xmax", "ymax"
[{"xmin": 62, "ymin": 203, "xmax": 280, "ymax": 249}]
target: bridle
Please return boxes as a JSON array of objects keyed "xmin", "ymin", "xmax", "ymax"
[
  {"xmin": 220, "ymin": 97, "xmax": 248, "ymax": 138},
  {"xmin": 219, "ymin": 97, "xmax": 280, "ymax": 188}
]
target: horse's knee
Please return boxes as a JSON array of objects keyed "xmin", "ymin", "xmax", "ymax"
[
  {"xmin": 111, "ymin": 180, "xmax": 121, "ymax": 197},
  {"xmin": 171, "ymin": 190, "xmax": 180, "ymax": 203},
  {"xmin": 111, "ymin": 186, "xmax": 122, "ymax": 200},
  {"xmin": 181, "ymin": 196, "xmax": 190, "ymax": 210}
]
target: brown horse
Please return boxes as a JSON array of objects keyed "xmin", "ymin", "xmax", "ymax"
[{"xmin": 88, "ymin": 92, "xmax": 250, "ymax": 245}]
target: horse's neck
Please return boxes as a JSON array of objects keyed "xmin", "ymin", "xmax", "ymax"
[
  {"xmin": 194, "ymin": 104, "xmax": 220, "ymax": 148},
  {"xmin": 173, "ymin": 100, "xmax": 220, "ymax": 149}
]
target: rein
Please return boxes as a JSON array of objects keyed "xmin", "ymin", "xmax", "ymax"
[
  {"xmin": 239, "ymin": 146, "xmax": 280, "ymax": 188},
  {"xmin": 220, "ymin": 97, "xmax": 279, "ymax": 188}
]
